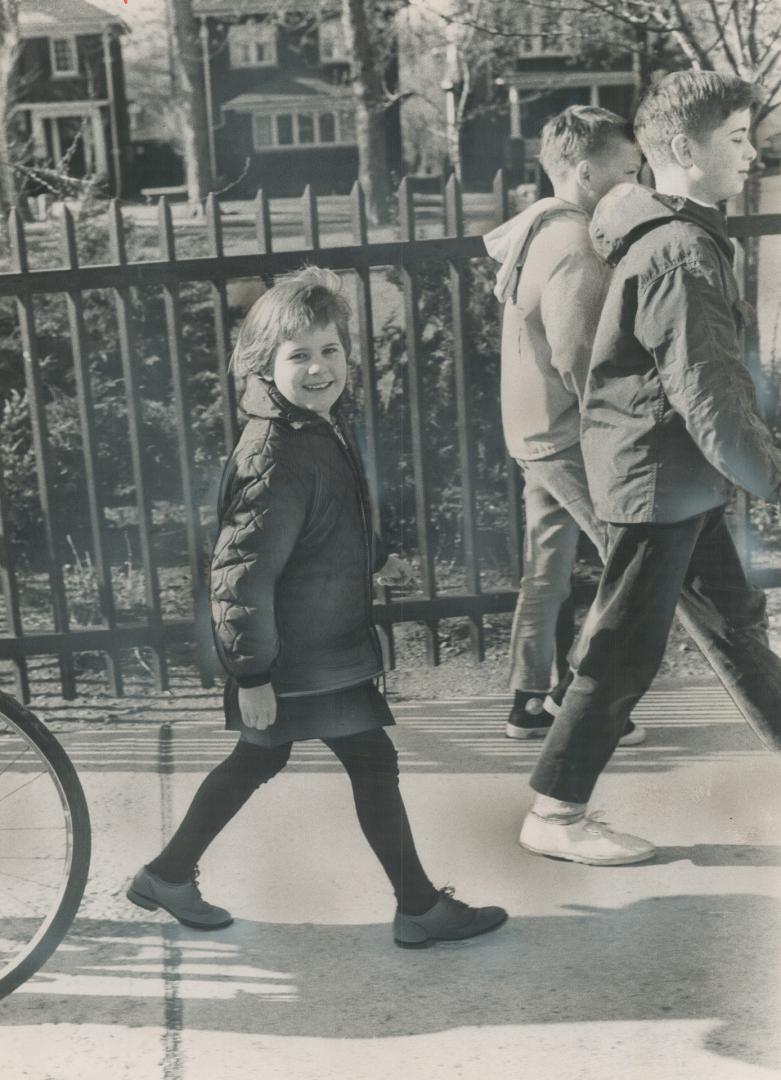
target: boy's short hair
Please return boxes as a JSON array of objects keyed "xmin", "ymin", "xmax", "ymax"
[
  {"xmin": 634, "ymin": 70, "xmax": 757, "ymax": 167},
  {"xmin": 232, "ymin": 266, "xmax": 352, "ymax": 380},
  {"xmin": 539, "ymin": 105, "xmax": 633, "ymax": 180}
]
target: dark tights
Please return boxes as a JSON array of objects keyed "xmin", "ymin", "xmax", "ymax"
[{"xmin": 147, "ymin": 727, "xmax": 439, "ymax": 915}]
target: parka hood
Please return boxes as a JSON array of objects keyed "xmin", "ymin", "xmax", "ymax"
[
  {"xmin": 483, "ymin": 196, "xmax": 588, "ymax": 302},
  {"xmin": 590, "ymin": 183, "xmax": 733, "ymax": 267}
]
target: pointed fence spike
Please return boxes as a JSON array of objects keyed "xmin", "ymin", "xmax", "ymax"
[
  {"xmin": 206, "ymin": 192, "xmax": 223, "ymax": 257},
  {"xmin": 398, "ymin": 176, "xmax": 415, "ymax": 241},
  {"xmin": 350, "ymin": 181, "xmax": 367, "ymax": 244},
  {"xmin": 301, "ymin": 184, "xmax": 319, "ymax": 249},
  {"xmin": 493, "ymin": 167, "xmax": 510, "ymax": 223},
  {"xmin": 445, "ymin": 173, "xmax": 464, "ymax": 238},
  {"xmin": 9, "ymin": 209, "xmax": 28, "ymax": 272},
  {"xmin": 254, "ymin": 189, "xmax": 273, "ymax": 254},
  {"xmin": 108, "ymin": 198, "xmax": 127, "ymax": 264},
  {"xmin": 158, "ymin": 196, "xmax": 176, "ymax": 261},
  {"xmin": 60, "ymin": 205, "xmax": 79, "ymax": 270}
]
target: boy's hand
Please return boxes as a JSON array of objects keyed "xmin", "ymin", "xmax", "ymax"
[
  {"xmin": 238, "ymin": 683, "xmax": 277, "ymax": 730},
  {"xmin": 374, "ymin": 553, "xmax": 417, "ymax": 588}
]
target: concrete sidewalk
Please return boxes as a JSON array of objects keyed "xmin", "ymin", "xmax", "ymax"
[{"xmin": 2, "ymin": 684, "xmax": 781, "ymax": 1080}]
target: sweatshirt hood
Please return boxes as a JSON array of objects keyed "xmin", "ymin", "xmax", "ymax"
[
  {"xmin": 590, "ymin": 183, "xmax": 733, "ymax": 267},
  {"xmin": 483, "ymin": 197, "xmax": 588, "ymax": 302},
  {"xmin": 240, "ymin": 374, "xmax": 343, "ymax": 427}
]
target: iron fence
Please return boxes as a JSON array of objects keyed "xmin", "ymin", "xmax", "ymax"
[{"xmin": 0, "ymin": 172, "xmax": 778, "ymax": 702}]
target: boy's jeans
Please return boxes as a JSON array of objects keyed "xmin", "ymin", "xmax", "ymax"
[
  {"xmin": 530, "ymin": 507, "xmax": 781, "ymax": 805},
  {"xmin": 509, "ymin": 443, "xmax": 609, "ymax": 692}
]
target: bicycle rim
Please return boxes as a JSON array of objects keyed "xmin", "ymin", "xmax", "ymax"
[{"xmin": 0, "ymin": 690, "xmax": 91, "ymax": 998}]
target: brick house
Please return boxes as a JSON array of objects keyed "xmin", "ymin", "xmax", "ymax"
[{"xmin": 12, "ymin": 0, "xmax": 131, "ymax": 197}]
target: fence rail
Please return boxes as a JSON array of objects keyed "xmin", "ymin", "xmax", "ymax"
[{"xmin": 0, "ymin": 173, "xmax": 778, "ymax": 701}]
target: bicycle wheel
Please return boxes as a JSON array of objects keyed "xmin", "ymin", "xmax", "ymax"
[{"xmin": 0, "ymin": 689, "xmax": 91, "ymax": 998}]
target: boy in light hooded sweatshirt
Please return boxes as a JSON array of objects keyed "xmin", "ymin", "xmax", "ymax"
[{"xmin": 484, "ymin": 106, "xmax": 645, "ymax": 744}]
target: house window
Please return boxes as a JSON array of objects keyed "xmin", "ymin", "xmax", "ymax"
[
  {"xmin": 50, "ymin": 37, "xmax": 78, "ymax": 76},
  {"xmin": 319, "ymin": 112, "xmax": 336, "ymax": 143},
  {"xmin": 228, "ymin": 22, "xmax": 277, "ymax": 68},
  {"xmin": 276, "ymin": 114, "xmax": 294, "ymax": 145},
  {"xmin": 518, "ymin": 8, "xmax": 570, "ymax": 56},
  {"xmin": 318, "ymin": 18, "xmax": 347, "ymax": 63},
  {"xmin": 338, "ymin": 109, "xmax": 356, "ymax": 142},
  {"xmin": 298, "ymin": 113, "xmax": 315, "ymax": 144},
  {"xmin": 253, "ymin": 115, "xmax": 274, "ymax": 147},
  {"xmin": 251, "ymin": 107, "xmax": 357, "ymax": 150}
]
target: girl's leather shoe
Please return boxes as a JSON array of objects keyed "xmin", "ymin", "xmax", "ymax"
[
  {"xmin": 393, "ymin": 887, "xmax": 507, "ymax": 948},
  {"xmin": 126, "ymin": 866, "xmax": 233, "ymax": 930}
]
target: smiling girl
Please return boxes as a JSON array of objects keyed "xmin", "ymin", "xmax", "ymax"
[{"xmin": 126, "ymin": 268, "xmax": 506, "ymax": 948}]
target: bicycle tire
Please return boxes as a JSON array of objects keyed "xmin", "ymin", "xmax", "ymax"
[{"xmin": 0, "ymin": 689, "xmax": 91, "ymax": 998}]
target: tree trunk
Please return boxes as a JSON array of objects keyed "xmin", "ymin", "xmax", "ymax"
[
  {"xmin": 342, "ymin": 0, "xmax": 391, "ymax": 226},
  {"xmin": 0, "ymin": 0, "xmax": 20, "ymax": 237},
  {"xmin": 166, "ymin": 0, "xmax": 212, "ymax": 210}
]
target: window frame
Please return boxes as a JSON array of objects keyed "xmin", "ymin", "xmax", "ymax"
[
  {"xmin": 228, "ymin": 22, "xmax": 278, "ymax": 69},
  {"xmin": 251, "ymin": 106, "xmax": 357, "ymax": 151},
  {"xmin": 318, "ymin": 18, "xmax": 347, "ymax": 64},
  {"xmin": 49, "ymin": 35, "xmax": 79, "ymax": 78}
]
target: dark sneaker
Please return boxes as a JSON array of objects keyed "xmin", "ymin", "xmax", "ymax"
[
  {"xmin": 126, "ymin": 865, "xmax": 233, "ymax": 930},
  {"xmin": 505, "ymin": 692, "xmax": 555, "ymax": 740},
  {"xmin": 393, "ymin": 887, "xmax": 508, "ymax": 948}
]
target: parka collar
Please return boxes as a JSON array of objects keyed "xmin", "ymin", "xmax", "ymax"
[
  {"xmin": 590, "ymin": 182, "xmax": 733, "ymax": 267},
  {"xmin": 240, "ymin": 374, "xmax": 344, "ymax": 429}
]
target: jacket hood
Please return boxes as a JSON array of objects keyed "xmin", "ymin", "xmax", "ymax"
[
  {"xmin": 590, "ymin": 183, "xmax": 733, "ymax": 267},
  {"xmin": 483, "ymin": 197, "xmax": 588, "ymax": 303},
  {"xmin": 240, "ymin": 374, "xmax": 343, "ymax": 428}
]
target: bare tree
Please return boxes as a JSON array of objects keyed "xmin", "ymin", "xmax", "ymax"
[
  {"xmin": 341, "ymin": 0, "xmax": 396, "ymax": 224},
  {"xmin": 165, "ymin": 0, "xmax": 212, "ymax": 209},
  {"xmin": 0, "ymin": 0, "xmax": 20, "ymax": 232}
]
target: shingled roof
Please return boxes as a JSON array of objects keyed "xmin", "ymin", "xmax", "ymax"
[{"xmin": 19, "ymin": 0, "xmax": 126, "ymax": 35}]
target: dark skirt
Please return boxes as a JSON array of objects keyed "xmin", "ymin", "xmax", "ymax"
[{"xmin": 223, "ymin": 678, "xmax": 394, "ymax": 748}]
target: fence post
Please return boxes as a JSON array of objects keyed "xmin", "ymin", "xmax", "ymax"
[
  {"xmin": 9, "ymin": 210, "xmax": 76, "ymax": 699},
  {"xmin": 158, "ymin": 197, "xmax": 216, "ymax": 689},
  {"xmin": 206, "ymin": 193, "xmax": 239, "ymax": 452},
  {"xmin": 351, "ymin": 180, "xmax": 395, "ymax": 669},
  {"xmin": 446, "ymin": 174, "xmax": 484, "ymax": 660},
  {"xmin": 60, "ymin": 206, "xmax": 123, "ymax": 696},
  {"xmin": 492, "ymin": 168, "xmax": 524, "ymax": 587},
  {"xmin": 398, "ymin": 177, "xmax": 439, "ymax": 665},
  {"xmin": 0, "ymin": 450, "xmax": 29, "ymax": 701},
  {"xmin": 108, "ymin": 199, "xmax": 169, "ymax": 690}
]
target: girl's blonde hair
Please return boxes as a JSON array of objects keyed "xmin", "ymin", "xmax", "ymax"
[{"xmin": 231, "ymin": 266, "xmax": 352, "ymax": 380}]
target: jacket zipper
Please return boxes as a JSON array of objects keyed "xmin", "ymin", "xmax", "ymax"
[{"xmin": 329, "ymin": 421, "xmax": 384, "ymax": 670}]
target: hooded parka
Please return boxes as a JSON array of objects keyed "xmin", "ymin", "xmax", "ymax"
[{"xmin": 584, "ymin": 183, "xmax": 781, "ymax": 523}]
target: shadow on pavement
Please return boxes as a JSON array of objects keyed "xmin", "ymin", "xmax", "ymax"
[
  {"xmin": 2, "ymin": 893, "xmax": 779, "ymax": 1072},
  {"xmin": 651, "ymin": 844, "xmax": 781, "ymax": 866}
]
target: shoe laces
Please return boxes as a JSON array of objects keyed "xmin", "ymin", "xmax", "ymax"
[
  {"xmin": 190, "ymin": 865, "xmax": 204, "ymax": 896},
  {"xmin": 581, "ymin": 811, "xmax": 617, "ymax": 836},
  {"xmin": 438, "ymin": 885, "xmax": 469, "ymax": 912}
]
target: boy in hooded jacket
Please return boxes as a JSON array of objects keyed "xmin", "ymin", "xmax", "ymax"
[
  {"xmin": 519, "ymin": 70, "xmax": 781, "ymax": 866},
  {"xmin": 127, "ymin": 268, "xmax": 507, "ymax": 948},
  {"xmin": 484, "ymin": 106, "xmax": 645, "ymax": 744}
]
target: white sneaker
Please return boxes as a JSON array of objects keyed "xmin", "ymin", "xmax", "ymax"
[
  {"xmin": 618, "ymin": 721, "xmax": 647, "ymax": 747},
  {"xmin": 519, "ymin": 811, "xmax": 656, "ymax": 865}
]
